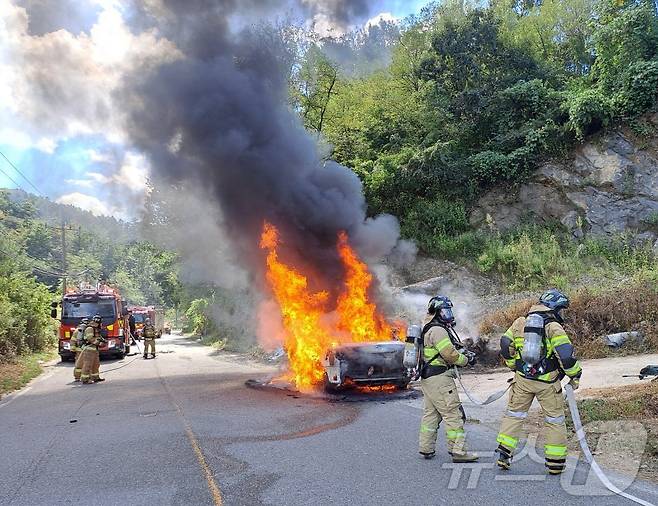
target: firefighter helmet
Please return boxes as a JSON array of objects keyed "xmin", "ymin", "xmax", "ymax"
[
  {"xmin": 81, "ymin": 317, "xmax": 90, "ymax": 324},
  {"xmin": 539, "ymin": 289, "xmax": 569, "ymax": 312},
  {"xmin": 427, "ymin": 295, "xmax": 455, "ymax": 325},
  {"xmin": 92, "ymin": 314, "xmax": 102, "ymax": 325}
]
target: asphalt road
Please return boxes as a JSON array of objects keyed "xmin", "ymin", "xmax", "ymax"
[{"xmin": 1, "ymin": 334, "xmax": 657, "ymax": 506}]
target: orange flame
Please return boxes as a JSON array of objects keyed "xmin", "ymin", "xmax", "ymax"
[
  {"xmin": 260, "ymin": 223, "xmax": 333, "ymax": 389},
  {"xmin": 260, "ymin": 222, "xmax": 401, "ymax": 390},
  {"xmin": 336, "ymin": 231, "xmax": 394, "ymax": 342}
]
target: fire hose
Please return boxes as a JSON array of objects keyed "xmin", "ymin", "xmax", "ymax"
[
  {"xmin": 453, "ymin": 374, "xmax": 653, "ymax": 504},
  {"xmin": 101, "ymin": 338, "xmax": 143, "ymax": 374},
  {"xmin": 454, "ymin": 368, "xmax": 512, "ymax": 405},
  {"xmin": 564, "ymin": 384, "xmax": 655, "ymax": 506},
  {"xmin": 446, "ymin": 326, "xmax": 512, "ymax": 406}
]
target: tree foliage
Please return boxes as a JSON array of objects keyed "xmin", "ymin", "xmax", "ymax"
[{"xmin": 287, "ymin": 0, "xmax": 658, "ymax": 254}]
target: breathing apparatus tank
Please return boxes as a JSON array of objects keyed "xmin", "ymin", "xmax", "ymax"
[
  {"xmin": 521, "ymin": 313, "xmax": 545, "ymax": 366},
  {"xmin": 404, "ymin": 324, "xmax": 422, "ymax": 369}
]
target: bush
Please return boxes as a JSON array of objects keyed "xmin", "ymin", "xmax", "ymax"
[
  {"xmin": 400, "ymin": 197, "xmax": 471, "ymax": 254},
  {"xmin": 468, "ymin": 151, "xmax": 509, "ymax": 185},
  {"xmin": 0, "ymin": 271, "xmax": 54, "ymax": 363},
  {"xmin": 617, "ymin": 60, "xmax": 658, "ymax": 117},
  {"xmin": 567, "ymin": 88, "xmax": 613, "ymax": 139},
  {"xmin": 476, "ymin": 228, "xmax": 572, "ymax": 290},
  {"xmin": 185, "ymin": 298, "xmax": 215, "ymax": 336}
]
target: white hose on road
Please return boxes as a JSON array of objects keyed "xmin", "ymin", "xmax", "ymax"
[
  {"xmin": 454, "ymin": 369, "xmax": 512, "ymax": 406},
  {"xmin": 564, "ymin": 384, "xmax": 655, "ymax": 506}
]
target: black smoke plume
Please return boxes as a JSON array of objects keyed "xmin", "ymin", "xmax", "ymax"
[{"xmin": 122, "ymin": 0, "xmax": 411, "ymax": 290}]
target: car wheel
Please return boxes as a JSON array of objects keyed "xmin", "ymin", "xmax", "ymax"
[{"xmin": 323, "ymin": 373, "xmax": 342, "ymax": 393}]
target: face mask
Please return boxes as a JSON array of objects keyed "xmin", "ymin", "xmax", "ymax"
[{"xmin": 438, "ymin": 307, "xmax": 454, "ymax": 323}]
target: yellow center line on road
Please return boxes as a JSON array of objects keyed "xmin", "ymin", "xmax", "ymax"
[
  {"xmin": 155, "ymin": 363, "xmax": 223, "ymax": 506},
  {"xmin": 183, "ymin": 421, "xmax": 224, "ymax": 506}
]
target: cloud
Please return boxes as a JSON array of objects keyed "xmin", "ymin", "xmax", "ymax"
[
  {"xmin": 56, "ymin": 191, "xmax": 115, "ymax": 216},
  {"xmin": 64, "ymin": 178, "xmax": 95, "ymax": 188},
  {"xmin": 366, "ymin": 11, "xmax": 397, "ymax": 29},
  {"xmin": 1, "ymin": 1, "xmax": 181, "ymax": 146},
  {"xmin": 300, "ymin": 0, "xmax": 375, "ymax": 36},
  {"xmin": 116, "ymin": 152, "xmax": 148, "ymax": 193}
]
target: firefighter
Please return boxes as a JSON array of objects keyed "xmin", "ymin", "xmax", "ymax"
[
  {"xmin": 496, "ymin": 289, "xmax": 582, "ymax": 475},
  {"xmin": 418, "ymin": 296, "xmax": 478, "ymax": 463},
  {"xmin": 80, "ymin": 314, "xmax": 106, "ymax": 384},
  {"xmin": 72, "ymin": 317, "xmax": 89, "ymax": 382},
  {"xmin": 128, "ymin": 309, "xmax": 137, "ymax": 345},
  {"xmin": 142, "ymin": 318, "xmax": 157, "ymax": 359}
]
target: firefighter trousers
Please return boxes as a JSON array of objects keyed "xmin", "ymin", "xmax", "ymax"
[
  {"xmin": 496, "ymin": 374, "xmax": 567, "ymax": 472},
  {"xmin": 80, "ymin": 349, "xmax": 101, "ymax": 383},
  {"xmin": 419, "ymin": 373, "xmax": 468, "ymax": 456},
  {"xmin": 73, "ymin": 351, "xmax": 82, "ymax": 380},
  {"xmin": 143, "ymin": 339, "xmax": 155, "ymax": 356}
]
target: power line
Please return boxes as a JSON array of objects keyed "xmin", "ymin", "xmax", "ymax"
[
  {"xmin": 0, "ymin": 150, "xmax": 45, "ymax": 197},
  {"xmin": 0, "ymin": 164, "xmax": 24, "ymax": 192}
]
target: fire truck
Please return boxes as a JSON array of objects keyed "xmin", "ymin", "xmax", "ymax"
[
  {"xmin": 51, "ymin": 283, "xmax": 130, "ymax": 361},
  {"xmin": 129, "ymin": 305, "xmax": 164, "ymax": 339}
]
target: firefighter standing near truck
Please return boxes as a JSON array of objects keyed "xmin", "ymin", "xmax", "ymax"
[
  {"xmin": 72, "ymin": 317, "xmax": 89, "ymax": 382},
  {"xmin": 418, "ymin": 296, "xmax": 478, "ymax": 463},
  {"xmin": 496, "ymin": 289, "xmax": 582, "ymax": 475},
  {"xmin": 142, "ymin": 318, "xmax": 157, "ymax": 359},
  {"xmin": 128, "ymin": 310, "xmax": 137, "ymax": 345},
  {"xmin": 80, "ymin": 314, "xmax": 106, "ymax": 384}
]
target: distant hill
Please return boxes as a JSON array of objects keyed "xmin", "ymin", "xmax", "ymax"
[{"xmin": 4, "ymin": 188, "xmax": 138, "ymax": 243}]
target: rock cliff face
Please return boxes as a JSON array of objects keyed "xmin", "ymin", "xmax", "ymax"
[{"xmin": 470, "ymin": 114, "xmax": 658, "ymax": 247}]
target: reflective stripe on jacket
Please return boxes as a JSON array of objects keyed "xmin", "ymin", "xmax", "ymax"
[{"xmin": 422, "ymin": 315, "xmax": 467, "ymax": 368}]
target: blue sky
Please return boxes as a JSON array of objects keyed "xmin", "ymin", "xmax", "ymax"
[{"xmin": 0, "ymin": 0, "xmax": 433, "ymax": 219}]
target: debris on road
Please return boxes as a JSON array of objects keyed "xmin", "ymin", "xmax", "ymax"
[
  {"xmin": 604, "ymin": 331, "xmax": 644, "ymax": 349},
  {"xmin": 622, "ymin": 365, "xmax": 658, "ymax": 380}
]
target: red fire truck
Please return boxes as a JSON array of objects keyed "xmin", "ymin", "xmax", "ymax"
[
  {"xmin": 129, "ymin": 305, "xmax": 164, "ymax": 339},
  {"xmin": 51, "ymin": 283, "xmax": 130, "ymax": 361}
]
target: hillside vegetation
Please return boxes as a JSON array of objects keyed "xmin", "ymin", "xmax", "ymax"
[{"xmin": 290, "ymin": 0, "xmax": 658, "ymax": 291}]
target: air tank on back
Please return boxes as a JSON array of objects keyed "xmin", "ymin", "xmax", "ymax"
[
  {"xmin": 403, "ymin": 324, "xmax": 422, "ymax": 369},
  {"xmin": 521, "ymin": 313, "xmax": 545, "ymax": 366}
]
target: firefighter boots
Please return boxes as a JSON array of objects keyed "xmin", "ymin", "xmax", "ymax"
[
  {"xmin": 496, "ymin": 447, "xmax": 512, "ymax": 470},
  {"xmin": 452, "ymin": 452, "xmax": 479, "ymax": 463}
]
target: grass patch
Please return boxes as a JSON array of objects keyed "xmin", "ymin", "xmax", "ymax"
[
  {"xmin": 0, "ymin": 350, "xmax": 57, "ymax": 397},
  {"xmin": 425, "ymin": 225, "xmax": 658, "ymax": 292},
  {"xmin": 578, "ymin": 382, "xmax": 658, "ymax": 423},
  {"xmin": 570, "ymin": 381, "xmax": 658, "ymax": 481}
]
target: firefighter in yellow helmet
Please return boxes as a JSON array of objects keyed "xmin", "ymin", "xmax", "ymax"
[
  {"xmin": 142, "ymin": 318, "xmax": 157, "ymax": 359},
  {"xmin": 418, "ymin": 296, "xmax": 478, "ymax": 463},
  {"xmin": 496, "ymin": 289, "xmax": 582, "ymax": 475},
  {"xmin": 72, "ymin": 317, "xmax": 89, "ymax": 382},
  {"xmin": 80, "ymin": 314, "xmax": 106, "ymax": 384}
]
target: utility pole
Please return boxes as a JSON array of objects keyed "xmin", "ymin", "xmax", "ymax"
[{"xmin": 61, "ymin": 220, "xmax": 67, "ymax": 293}]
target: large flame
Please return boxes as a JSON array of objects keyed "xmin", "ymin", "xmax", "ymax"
[
  {"xmin": 259, "ymin": 222, "xmax": 401, "ymax": 390},
  {"xmin": 336, "ymin": 231, "xmax": 395, "ymax": 342}
]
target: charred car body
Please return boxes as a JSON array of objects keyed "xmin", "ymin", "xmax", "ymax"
[{"xmin": 322, "ymin": 341, "xmax": 411, "ymax": 392}]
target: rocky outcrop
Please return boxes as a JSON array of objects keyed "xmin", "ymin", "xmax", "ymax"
[{"xmin": 470, "ymin": 114, "xmax": 658, "ymax": 246}]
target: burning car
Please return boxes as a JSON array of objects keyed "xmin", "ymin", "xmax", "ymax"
[{"xmin": 322, "ymin": 341, "xmax": 411, "ymax": 392}]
